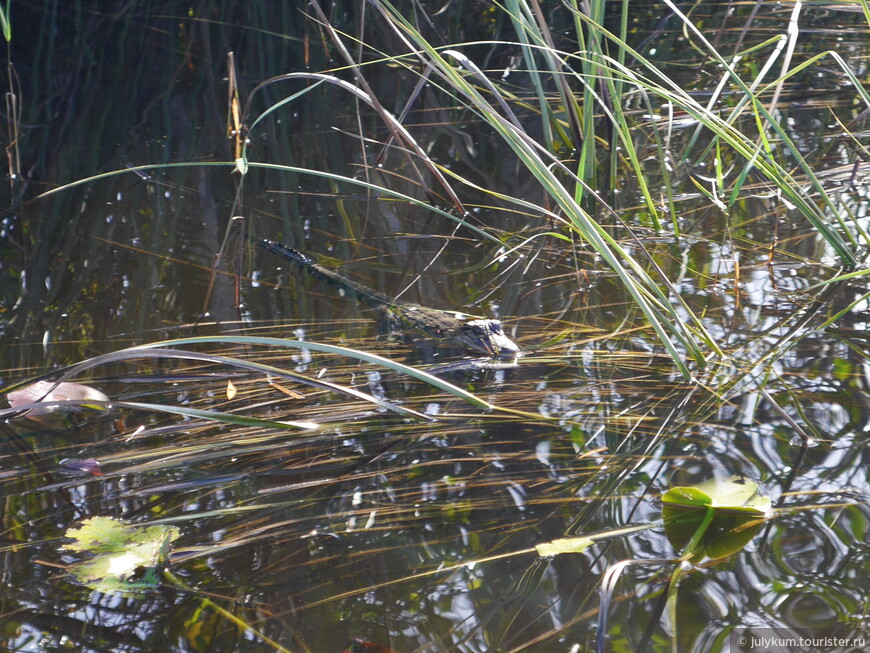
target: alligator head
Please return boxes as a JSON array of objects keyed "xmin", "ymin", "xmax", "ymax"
[{"xmin": 455, "ymin": 319, "xmax": 521, "ymax": 358}]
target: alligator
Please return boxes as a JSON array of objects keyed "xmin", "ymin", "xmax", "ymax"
[{"xmin": 258, "ymin": 240, "xmax": 521, "ymax": 358}]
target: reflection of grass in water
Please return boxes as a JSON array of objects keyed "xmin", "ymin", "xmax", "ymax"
[
  {"xmin": 7, "ymin": 3, "xmax": 866, "ymax": 376},
  {"xmin": 2, "ymin": 2, "xmax": 868, "ymax": 651},
  {"xmin": 2, "ymin": 317, "xmax": 866, "ymax": 650}
]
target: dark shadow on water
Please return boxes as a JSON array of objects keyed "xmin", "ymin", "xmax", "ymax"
[{"xmin": 0, "ymin": 2, "xmax": 867, "ymax": 652}]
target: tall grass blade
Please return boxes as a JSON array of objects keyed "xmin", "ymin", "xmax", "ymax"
[
  {"xmin": 0, "ymin": 1, "xmax": 10, "ymax": 42},
  {"xmin": 371, "ymin": 0, "xmax": 722, "ymax": 375}
]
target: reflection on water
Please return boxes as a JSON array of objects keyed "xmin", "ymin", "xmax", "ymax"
[{"xmin": 0, "ymin": 1, "xmax": 867, "ymax": 652}]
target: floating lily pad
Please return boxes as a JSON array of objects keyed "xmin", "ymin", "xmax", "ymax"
[
  {"xmin": 535, "ymin": 535, "xmax": 596, "ymax": 557},
  {"xmin": 662, "ymin": 475, "xmax": 772, "ymax": 562},
  {"xmin": 64, "ymin": 517, "xmax": 181, "ymax": 595}
]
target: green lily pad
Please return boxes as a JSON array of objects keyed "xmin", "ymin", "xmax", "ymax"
[
  {"xmin": 662, "ymin": 475, "xmax": 772, "ymax": 512},
  {"xmin": 64, "ymin": 517, "xmax": 181, "ymax": 595},
  {"xmin": 662, "ymin": 476, "xmax": 772, "ymax": 562},
  {"xmin": 535, "ymin": 535, "xmax": 596, "ymax": 557}
]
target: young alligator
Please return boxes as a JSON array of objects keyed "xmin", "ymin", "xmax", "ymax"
[{"xmin": 259, "ymin": 240, "xmax": 521, "ymax": 358}]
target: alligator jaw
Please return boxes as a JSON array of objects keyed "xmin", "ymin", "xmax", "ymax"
[{"xmin": 457, "ymin": 319, "xmax": 521, "ymax": 359}]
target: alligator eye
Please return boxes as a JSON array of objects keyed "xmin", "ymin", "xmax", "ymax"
[{"xmin": 470, "ymin": 325, "xmax": 485, "ymax": 336}]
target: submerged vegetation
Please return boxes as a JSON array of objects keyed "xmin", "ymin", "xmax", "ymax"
[{"xmin": 1, "ymin": 1, "xmax": 868, "ymax": 651}]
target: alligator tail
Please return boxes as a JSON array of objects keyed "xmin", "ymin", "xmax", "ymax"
[{"xmin": 258, "ymin": 239, "xmax": 392, "ymax": 308}]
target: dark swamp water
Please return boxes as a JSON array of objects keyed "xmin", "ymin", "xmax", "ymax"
[{"xmin": 0, "ymin": 2, "xmax": 868, "ymax": 652}]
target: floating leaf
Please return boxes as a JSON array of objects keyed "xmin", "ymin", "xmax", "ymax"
[
  {"xmin": 64, "ymin": 517, "xmax": 181, "ymax": 595},
  {"xmin": 226, "ymin": 379, "xmax": 237, "ymax": 400},
  {"xmin": 535, "ymin": 535, "xmax": 596, "ymax": 557},
  {"xmin": 662, "ymin": 476, "xmax": 772, "ymax": 513},
  {"xmin": 7, "ymin": 380, "xmax": 109, "ymax": 415},
  {"xmin": 662, "ymin": 476, "xmax": 772, "ymax": 561}
]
